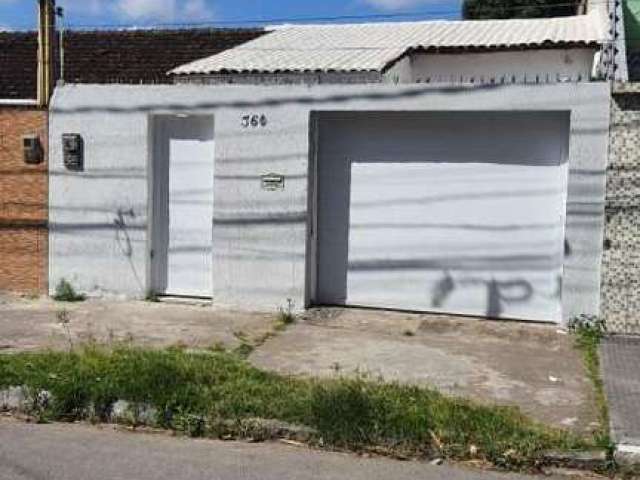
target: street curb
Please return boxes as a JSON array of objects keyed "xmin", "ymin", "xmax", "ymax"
[
  {"xmin": 539, "ymin": 449, "xmax": 609, "ymax": 471},
  {"xmin": 614, "ymin": 444, "xmax": 640, "ymax": 467}
]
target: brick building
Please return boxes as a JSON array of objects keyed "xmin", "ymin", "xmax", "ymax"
[
  {"xmin": 0, "ymin": 28, "xmax": 48, "ymax": 294},
  {"xmin": 0, "ymin": 26, "xmax": 263, "ymax": 295}
]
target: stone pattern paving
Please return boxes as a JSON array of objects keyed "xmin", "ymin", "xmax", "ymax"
[
  {"xmin": 601, "ymin": 335, "xmax": 640, "ymax": 445},
  {"xmin": 601, "ymin": 90, "xmax": 640, "ymax": 334}
]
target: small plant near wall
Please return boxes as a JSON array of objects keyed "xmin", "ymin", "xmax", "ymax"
[
  {"xmin": 53, "ymin": 278, "xmax": 86, "ymax": 303},
  {"xmin": 56, "ymin": 309, "xmax": 74, "ymax": 351},
  {"xmin": 145, "ymin": 291, "xmax": 160, "ymax": 303},
  {"xmin": 568, "ymin": 314, "xmax": 607, "ymax": 339},
  {"xmin": 277, "ymin": 298, "xmax": 296, "ymax": 327}
]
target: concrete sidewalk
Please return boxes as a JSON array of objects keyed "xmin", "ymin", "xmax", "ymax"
[
  {"xmin": 600, "ymin": 335, "xmax": 640, "ymax": 464},
  {"xmin": 0, "ymin": 295, "xmax": 277, "ymax": 352}
]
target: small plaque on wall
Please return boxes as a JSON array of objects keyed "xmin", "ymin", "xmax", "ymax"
[{"xmin": 261, "ymin": 173, "xmax": 285, "ymax": 191}]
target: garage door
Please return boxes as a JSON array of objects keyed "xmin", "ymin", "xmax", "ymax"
[{"xmin": 314, "ymin": 112, "xmax": 570, "ymax": 322}]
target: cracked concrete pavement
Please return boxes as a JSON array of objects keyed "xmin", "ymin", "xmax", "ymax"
[
  {"xmin": 250, "ymin": 308, "xmax": 599, "ymax": 434},
  {"xmin": 0, "ymin": 295, "xmax": 598, "ymax": 435}
]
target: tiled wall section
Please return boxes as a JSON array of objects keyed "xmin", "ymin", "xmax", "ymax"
[
  {"xmin": 601, "ymin": 86, "xmax": 640, "ymax": 334},
  {"xmin": 0, "ymin": 107, "xmax": 48, "ymax": 294}
]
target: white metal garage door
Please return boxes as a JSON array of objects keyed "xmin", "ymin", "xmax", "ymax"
[{"xmin": 314, "ymin": 112, "xmax": 570, "ymax": 322}]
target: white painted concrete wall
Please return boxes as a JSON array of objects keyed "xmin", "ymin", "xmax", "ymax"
[
  {"xmin": 49, "ymin": 83, "xmax": 610, "ymax": 321},
  {"xmin": 398, "ymin": 49, "xmax": 597, "ymax": 84},
  {"xmin": 177, "ymin": 48, "xmax": 599, "ymax": 86}
]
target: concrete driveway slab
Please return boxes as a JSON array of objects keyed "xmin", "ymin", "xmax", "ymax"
[
  {"xmin": 0, "ymin": 295, "xmax": 276, "ymax": 352},
  {"xmin": 250, "ymin": 308, "xmax": 599, "ymax": 434}
]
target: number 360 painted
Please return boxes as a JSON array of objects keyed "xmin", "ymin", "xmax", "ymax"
[{"xmin": 241, "ymin": 114, "xmax": 268, "ymax": 128}]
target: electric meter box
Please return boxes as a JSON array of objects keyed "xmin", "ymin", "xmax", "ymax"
[
  {"xmin": 62, "ymin": 133, "xmax": 84, "ymax": 171},
  {"xmin": 22, "ymin": 135, "xmax": 43, "ymax": 164}
]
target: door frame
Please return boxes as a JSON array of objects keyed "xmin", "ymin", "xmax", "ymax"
[
  {"xmin": 305, "ymin": 112, "xmax": 320, "ymax": 308},
  {"xmin": 146, "ymin": 113, "xmax": 216, "ymax": 299}
]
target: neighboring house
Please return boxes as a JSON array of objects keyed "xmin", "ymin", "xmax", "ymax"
[
  {"xmin": 0, "ymin": 1, "xmax": 263, "ymax": 295},
  {"xmin": 55, "ymin": 28, "xmax": 264, "ymax": 85},
  {"xmin": 0, "ymin": 22, "xmax": 51, "ymax": 294},
  {"xmin": 1, "ymin": 28, "xmax": 265, "ymax": 90},
  {"xmin": 171, "ymin": 10, "xmax": 611, "ymax": 85},
  {"xmin": 597, "ymin": 0, "xmax": 640, "ymax": 335},
  {"xmin": 601, "ymin": 83, "xmax": 640, "ymax": 335}
]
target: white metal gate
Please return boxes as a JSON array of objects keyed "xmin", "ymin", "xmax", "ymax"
[
  {"xmin": 314, "ymin": 111, "xmax": 569, "ymax": 322},
  {"xmin": 151, "ymin": 115, "xmax": 215, "ymax": 298}
]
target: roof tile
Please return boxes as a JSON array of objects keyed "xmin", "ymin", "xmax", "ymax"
[{"xmin": 0, "ymin": 28, "xmax": 264, "ymax": 100}]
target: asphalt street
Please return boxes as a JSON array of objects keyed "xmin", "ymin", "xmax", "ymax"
[{"xmin": 0, "ymin": 420, "xmax": 542, "ymax": 480}]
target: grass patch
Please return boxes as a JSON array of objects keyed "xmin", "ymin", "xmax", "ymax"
[
  {"xmin": 569, "ymin": 316, "xmax": 612, "ymax": 452},
  {"xmin": 0, "ymin": 345, "xmax": 590, "ymax": 469},
  {"xmin": 53, "ymin": 279, "xmax": 86, "ymax": 303}
]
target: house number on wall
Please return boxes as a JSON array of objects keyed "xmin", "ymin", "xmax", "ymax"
[{"xmin": 241, "ymin": 114, "xmax": 268, "ymax": 128}]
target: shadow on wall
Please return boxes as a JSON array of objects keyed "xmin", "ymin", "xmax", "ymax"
[
  {"xmin": 49, "ymin": 83, "xmax": 611, "ymax": 117},
  {"xmin": 114, "ymin": 207, "xmax": 144, "ymax": 291}
]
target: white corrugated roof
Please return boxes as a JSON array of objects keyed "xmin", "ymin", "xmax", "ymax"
[{"xmin": 171, "ymin": 10, "xmax": 608, "ymax": 75}]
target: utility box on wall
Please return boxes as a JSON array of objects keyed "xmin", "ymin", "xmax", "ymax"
[
  {"xmin": 62, "ymin": 133, "xmax": 84, "ymax": 171},
  {"xmin": 22, "ymin": 135, "xmax": 43, "ymax": 164}
]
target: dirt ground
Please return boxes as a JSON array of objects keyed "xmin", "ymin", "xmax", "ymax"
[{"xmin": 0, "ymin": 295, "xmax": 598, "ymax": 435}]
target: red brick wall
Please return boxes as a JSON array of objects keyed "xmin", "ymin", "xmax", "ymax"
[{"xmin": 0, "ymin": 107, "xmax": 48, "ymax": 294}]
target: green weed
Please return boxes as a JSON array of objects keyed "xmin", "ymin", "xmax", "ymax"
[
  {"xmin": 277, "ymin": 298, "xmax": 296, "ymax": 326},
  {"xmin": 53, "ymin": 279, "xmax": 86, "ymax": 303},
  {"xmin": 0, "ymin": 346, "xmax": 589, "ymax": 470},
  {"xmin": 569, "ymin": 315, "xmax": 612, "ymax": 452}
]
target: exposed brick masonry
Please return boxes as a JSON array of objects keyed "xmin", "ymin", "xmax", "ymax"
[{"xmin": 0, "ymin": 107, "xmax": 48, "ymax": 293}]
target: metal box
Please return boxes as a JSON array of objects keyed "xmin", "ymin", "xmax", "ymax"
[
  {"xmin": 22, "ymin": 135, "xmax": 43, "ymax": 164},
  {"xmin": 62, "ymin": 133, "xmax": 84, "ymax": 171}
]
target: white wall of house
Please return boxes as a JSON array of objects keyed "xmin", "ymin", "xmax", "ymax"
[
  {"xmin": 384, "ymin": 48, "xmax": 598, "ymax": 84},
  {"xmin": 175, "ymin": 48, "xmax": 600, "ymax": 86},
  {"xmin": 49, "ymin": 82, "xmax": 610, "ymax": 321}
]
